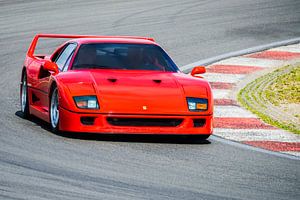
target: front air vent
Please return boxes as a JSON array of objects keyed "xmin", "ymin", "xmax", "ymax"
[
  {"xmin": 107, "ymin": 117, "xmax": 183, "ymax": 127},
  {"xmin": 193, "ymin": 119, "xmax": 206, "ymax": 127},
  {"xmin": 80, "ymin": 117, "xmax": 96, "ymax": 125}
]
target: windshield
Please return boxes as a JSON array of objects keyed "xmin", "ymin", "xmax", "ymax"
[{"xmin": 72, "ymin": 43, "xmax": 179, "ymax": 72}]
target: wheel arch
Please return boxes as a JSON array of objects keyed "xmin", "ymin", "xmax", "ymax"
[
  {"xmin": 21, "ymin": 66, "xmax": 27, "ymax": 82},
  {"xmin": 49, "ymin": 80, "xmax": 57, "ymax": 97},
  {"xmin": 48, "ymin": 77, "xmax": 73, "ymax": 111},
  {"xmin": 20, "ymin": 66, "xmax": 30, "ymax": 118}
]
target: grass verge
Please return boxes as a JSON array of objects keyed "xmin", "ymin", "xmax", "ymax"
[
  {"xmin": 265, "ymin": 67, "xmax": 300, "ymax": 106},
  {"xmin": 238, "ymin": 65, "xmax": 300, "ymax": 134}
]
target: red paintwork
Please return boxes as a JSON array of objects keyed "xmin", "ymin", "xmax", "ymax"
[{"xmin": 22, "ymin": 34, "xmax": 213, "ymax": 135}]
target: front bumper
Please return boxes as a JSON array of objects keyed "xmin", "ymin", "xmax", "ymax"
[{"xmin": 59, "ymin": 107, "xmax": 213, "ymax": 135}]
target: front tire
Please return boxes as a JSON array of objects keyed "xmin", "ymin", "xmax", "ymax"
[
  {"xmin": 20, "ymin": 72, "xmax": 30, "ymax": 118},
  {"xmin": 189, "ymin": 134, "xmax": 211, "ymax": 140},
  {"xmin": 197, "ymin": 134, "xmax": 210, "ymax": 140},
  {"xmin": 50, "ymin": 86, "xmax": 60, "ymax": 133}
]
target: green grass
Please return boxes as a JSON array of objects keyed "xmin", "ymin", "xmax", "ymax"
[
  {"xmin": 238, "ymin": 92, "xmax": 300, "ymax": 134},
  {"xmin": 238, "ymin": 65, "xmax": 300, "ymax": 134},
  {"xmin": 264, "ymin": 67, "xmax": 300, "ymax": 106}
]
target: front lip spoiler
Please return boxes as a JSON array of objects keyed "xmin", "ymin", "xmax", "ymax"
[{"xmin": 59, "ymin": 106, "xmax": 213, "ymax": 116}]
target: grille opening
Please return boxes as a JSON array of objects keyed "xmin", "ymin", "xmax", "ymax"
[
  {"xmin": 193, "ymin": 119, "xmax": 206, "ymax": 127},
  {"xmin": 80, "ymin": 117, "xmax": 96, "ymax": 125},
  {"xmin": 107, "ymin": 117, "xmax": 183, "ymax": 127}
]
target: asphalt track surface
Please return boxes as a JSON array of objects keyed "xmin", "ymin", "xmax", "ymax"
[{"xmin": 0, "ymin": 0, "xmax": 300, "ymax": 199}]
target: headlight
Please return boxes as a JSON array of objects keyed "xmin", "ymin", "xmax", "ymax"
[
  {"xmin": 73, "ymin": 96, "xmax": 99, "ymax": 109},
  {"xmin": 187, "ymin": 97, "xmax": 208, "ymax": 111}
]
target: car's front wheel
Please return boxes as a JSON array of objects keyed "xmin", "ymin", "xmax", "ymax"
[
  {"xmin": 50, "ymin": 86, "xmax": 60, "ymax": 132},
  {"xmin": 189, "ymin": 134, "xmax": 211, "ymax": 141},
  {"xmin": 20, "ymin": 72, "xmax": 30, "ymax": 118},
  {"xmin": 197, "ymin": 134, "xmax": 210, "ymax": 140}
]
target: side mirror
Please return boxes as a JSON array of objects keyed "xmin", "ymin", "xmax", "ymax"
[
  {"xmin": 43, "ymin": 61, "xmax": 59, "ymax": 74},
  {"xmin": 191, "ymin": 66, "xmax": 206, "ymax": 76}
]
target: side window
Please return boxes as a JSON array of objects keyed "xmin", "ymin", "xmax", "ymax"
[
  {"xmin": 62, "ymin": 51, "xmax": 74, "ymax": 72},
  {"xmin": 55, "ymin": 43, "xmax": 77, "ymax": 71}
]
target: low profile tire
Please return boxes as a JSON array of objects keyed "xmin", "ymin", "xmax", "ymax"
[
  {"xmin": 197, "ymin": 134, "xmax": 210, "ymax": 140},
  {"xmin": 190, "ymin": 134, "xmax": 211, "ymax": 140},
  {"xmin": 20, "ymin": 72, "xmax": 30, "ymax": 118},
  {"xmin": 49, "ymin": 86, "xmax": 60, "ymax": 133}
]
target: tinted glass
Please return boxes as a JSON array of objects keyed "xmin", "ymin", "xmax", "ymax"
[
  {"xmin": 62, "ymin": 51, "xmax": 74, "ymax": 72},
  {"xmin": 72, "ymin": 43, "xmax": 178, "ymax": 72},
  {"xmin": 55, "ymin": 43, "xmax": 77, "ymax": 70}
]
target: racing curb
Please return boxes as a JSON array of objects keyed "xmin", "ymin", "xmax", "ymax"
[
  {"xmin": 181, "ymin": 37, "xmax": 300, "ymax": 73},
  {"xmin": 182, "ymin": 38, "xmax": 300, "ymax": 157}
]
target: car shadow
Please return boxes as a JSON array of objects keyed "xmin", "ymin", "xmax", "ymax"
[{"xmin": 15, "ymin": 111, "xmax": 211, "ymax": 145}]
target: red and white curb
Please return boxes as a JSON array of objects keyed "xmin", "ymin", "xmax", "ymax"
[{"xmin": 205, "ymin": 43, "xmax": 300, "ymax": 156}]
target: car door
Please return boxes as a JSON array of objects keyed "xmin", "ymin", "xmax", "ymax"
[{"xmin": 37, "ymin": 43, "xmax": 77, "ymax": 112}]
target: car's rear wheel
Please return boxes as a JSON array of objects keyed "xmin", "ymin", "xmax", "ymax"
[
  {"xmin": 50, "ymin": 87, "xmax": 60, "ymax": 132},
  {"xmin": 20, "ymin": 72, "xmax": 30, "ymax": 118}
]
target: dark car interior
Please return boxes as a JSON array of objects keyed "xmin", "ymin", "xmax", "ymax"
[{"xmin": 72, "ymin": 43, "xmax": 178, "ymax": 72}]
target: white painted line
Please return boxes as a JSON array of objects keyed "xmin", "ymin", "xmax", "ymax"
[
  {"xmin": 214, "ymin": 105, "xmax": 257, "ymax": 118},
  {"xmin": 202, "ymin": 73, "xmax": 245, "ymax": 83},
  {"xmin": 281, "ymin": 151, "xmax": 300, "ymax": 157},
  {"xmin": 212, "ymin": 89, "xmax": 231, "ymax": 99},
  {"xmin": 213, "ymin": 128, "xmax": 300, "ymax": 142},
  {"xmin": 271, "ymin": 43, "xmax": 300, "ymax": 53},
  {"xmin": 215, "ymin": 57, "xmax": 286, "ymax": 68}
]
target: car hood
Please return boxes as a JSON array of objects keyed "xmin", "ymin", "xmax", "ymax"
[{"xmin": 60, "ymin": 70, "xmax": 209, "ymax": 114}]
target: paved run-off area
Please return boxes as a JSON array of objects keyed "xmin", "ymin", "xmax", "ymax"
[{"xmin": 204, "ymin": 43, "xmax": 300, "ymax": 156}]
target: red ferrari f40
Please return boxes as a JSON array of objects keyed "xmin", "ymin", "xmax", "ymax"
[{"xmin": 20, "ymin": 34, "xmax": 213, "ymax": 139}]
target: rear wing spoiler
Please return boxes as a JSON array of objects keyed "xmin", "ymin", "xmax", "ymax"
[{"xmin": 27, "ymin": 34, "xmax": 155, "ymax": 57}]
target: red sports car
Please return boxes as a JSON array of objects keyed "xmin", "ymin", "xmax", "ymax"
[{"xmin": 20, "ymin": 34, "xmax": 213, "ymax": 138}]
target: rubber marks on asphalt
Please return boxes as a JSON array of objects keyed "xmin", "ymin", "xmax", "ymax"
[{"xmin": 205, "ymin": 44, "xmax": 300, "ymax": 155}]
